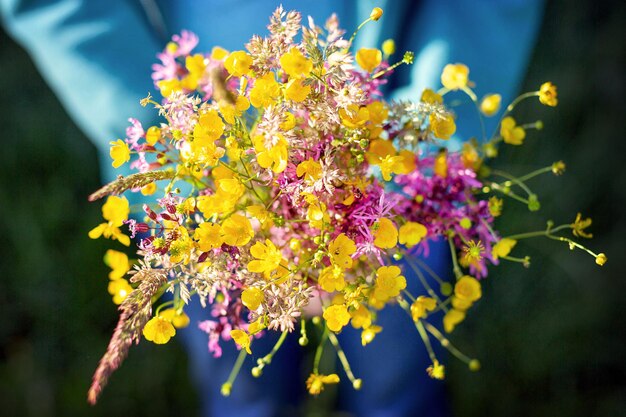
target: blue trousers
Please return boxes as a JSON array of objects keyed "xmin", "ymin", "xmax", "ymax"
[{"xmin": 178, "ymin": 240, "xmax": 451, "ymax": 417}]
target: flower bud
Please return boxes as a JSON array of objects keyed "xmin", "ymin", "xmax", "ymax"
[{"xmin": 370, "ymin": 7, "xmax": 383, "ymax": 21}]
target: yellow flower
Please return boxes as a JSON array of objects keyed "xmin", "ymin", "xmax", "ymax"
[
  {"xmin": 211, "ymin": 46, "xmax": 229, "ymax": 60},
  {"xmin": 217, "ymin": 178, "xmax": 245, "ymax": 199},
  {"xmin": 253, "ymin": 134, "xmax": 289, "ymax": 173},
  {"xmin": 306, "ymin": 373, "xmax": 340, "ymax": 395},
  {"xmin": 429, "ymin": 112, "xmax": 456, "ymax": 140},
  {"xmin": 382, "ymin": 39, "xmax": 395, "ymax": 56},
  {"xmin": 328, "ymin": 233, "xmax": 357, "ymax": 269},
  {"xmin": 280, "ymin": 47, "xmax": 312, "ymax": 78},
  {"xmin": 143, "ymin": 316, "xmax": 176, "ymax": 344},
  {"xmin": 480, "ymin": 94, "xmax": 501, "ymax": 116},
  {"xmin": 488, "ymin": 197, "xmax": 503, "ymax": 217},
  {"xmin": 318, "ymin": 265, "xmax": 346, "ymax": 293},
  {"xmin": 185, "ymin": 53, "xmax": 207, "ymax": 80},
  {"xmin": 500, "ymin": 116, "xmax": 526, "ymax": 145},
  {"xmin": 241, "ymin": 287, "xmax": 264, "ymax": 311},
  {"xmin": 248, "ymin": 239, "xmax": 282, "ymax": 275},
  {"xmin": 356, "ymin": 48, "xmax": 382, "ymax": 73},
  {"xmin": 230, "ymin": 329, "xmax": 252, "ymax": 354},
  {"xmin": 323, "ymin": 304, "xmax": 351, "ymax": 332},
  {"xmin": 370, "ymin": 7, "xmax": 383, "ymax": 21},
  {"xmin": 194, "ymin": 109, "xmax": 225, "ymax": 143},
  {"xmin": 194, "ymin": 222, "xmax": 223, "ymax": 252},
  {"xmin": 103, "ymin": 249, "xmax": 131, "ymax": 280},
  {"xmin": 426, "ymin": 360, "xmax": 445, "ymax": 380},
  {"xmin": 141, "ymin": 182, "xmax": 157, "ymax": 196},
  {"xmin": 296, "ymin": 158, "xmax": 323, "ymax": 183},
  {"xmin": 250, "ymin": 72, "xmax": 281, "ymax": 108},
  {"xmin": 410, "ymin": 296, "xmax": 437, "ymax": 321},
  {"xmin": 373, "ymin": 265, "xmax": 406, "ymax": 302},
  {"xmin": 595, "ymin": 253, "xmax": 607, "ymax": 266},
  {"xmin": 571, "ymin": 213, "xmax": 593, "ymax": 238},
  {"xmin": 248, "ymin": 317, "xmax": 266, "ymax": 335},
  {"xmin": 538, "ymin": 82, "xmax": 558, "ymax": 106},
  {"xmin": 361, "ymin": 325, "xmax": 382, "ymax": 346},
  {"xmin": 221, "ymin": 214, "xmax": 253, "ymax": 246},
  {"xmin": 145, "ymin": 126, "xmax": 161, "ymax": 145},
  {"xmin": 107, "ymin": 278, "xmax": 132, "ymax": 305},
  {"xmin": 157, "ymin": 78, "xmax": 181, "ymax": 97},
  {"xmin": 396, "ymin": 149, "xmax": 417, "ymax": 174},
  {"xmin": 219, "ymin": 95, "xmax": 250, "ymax": 124},
  {"xmin": 350, "ymin": 304, "xmax": 372, "ymax": 329},
  {"xmin": 441, "ymin": 63, "xmax": 470, "ymax": 90},
  {"xmin": 102, "ymin": 196, "xmax": 129, "ymax": 226},
  {"xmin": 169, "ymin": 227, "xmax": 193, "ymax": 264},
  {"xmin": 492, "ymin": 238, "xmax": 517, "ymax": 260},
  {"xmin": 377, "ymin": 155, "xmax": 404, "ymax": 181},
  {"xmin": 159, "ymin": 308, "xmax": 190, "ymax": 328},
  {"xmin": 454, "ymin": 275, "xmax": 482, "ymax": 302},
  {"xmin": 224, "ymin": 51, "xmax": 252, "ymax": 77},
  {"xmin": 398, "ymin": 221, "xmax": 428, "ymax": 248},
  {"xmin": 451, "ymin": 296, "xmax": 473, "ymax": 311},
  {"xmin": 280, "ymin": 112, "xmax": 297, "ymax": 131},
  {"xmin": 443, "ymin": 308, "xmax": 466, "ymax": 333},
  {"xmin": 421, "ymin": 88, "xmax": 443, "ymax": 104},
  {"xmin": 461, "ymin": 142, "xmax": 482, "ymax": 171},
  {"xmin": 306, "ymin": 201, "xmax": 329, "ymax": 229},
  {"xmin": 88, "ymin": 223, "xmax": 130, "ymax": 246},
  {"xmin": 339, "ymin": 104, "xmax": 370, "ymax": 128},
  {"xmin": 372, "ymin": 218, "xmax": 398, "ymax": 249},
  {"xmin": 109, "ymin": 139, "xmax": 130, "ymax": 168},
  {"xmin": 284, "ymin": 77, "xmax": 311, "ymax": 102}
]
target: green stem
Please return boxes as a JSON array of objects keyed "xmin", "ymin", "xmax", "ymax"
[
  {"xmin": 313, "ymin": 329, "xmax": 328, "ymax": 374},
  {"xmin": 328, "ymin": 332, "xmax": 358, "ymax": 384},
  {"xmin": 448, "ymin": 236, "xmax": 463, "ymax": 279}
]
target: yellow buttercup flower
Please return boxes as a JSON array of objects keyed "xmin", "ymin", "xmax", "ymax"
[
  {"xmin": 109, "ymin": 139, "xmax": 130, "ymax": 168},
  {"xmin": 250, "ymin": 72, "xmax": 281, "ymax": 108},
  {"xmin": 318, "ymin": 265, "xmax": 346, "ymax": 292},
  {"xmin": 480, "ymin": 94, "xmax": 501, "ymax": 116},
  {"xmin": 221, "ymin": 214, "xmax": 254, "ymax": 246},
  {"xmin": 451, "ymin": 296, "xmax": 473, "ymax": 311},
  {"xmin": 103, "ymin": 249, "xmax": 131, "ymax": 280},
  {"xmin": 500, "ymin": 117, "xmax": 526, "ymax": 145},
  {"xmin": 194, "ymin": 222, "xmax": 223, "ymax": 252},
  {"xmin": 185, "ymin": 53, "xmax": 207, "ymax": 80},
  {"xmin": 323, "ymin": 304, "xmax": 351, "ymax": 332},
  {"xmin": 253, "ymin": 134, "xmax": 289, "ymax": 174},
  {"xmin": 145, "ymin": 126, "xmax": 161, "ymax": 145},
  {"xmin": 140, "ymin": 182, "xmax": 157, "ymax": 196},
  {"xmin": 492, "ymin": 238, "xmax": 517, "ymax": 260},
  {"xmin": 296, "ymin": 158, "xmax": 323, "ymax": 183},
  {"xmin": 377, "ymin": 155, "xmax": 404, "ymax": 181},
  {"xmin": 169, "ymin": 227, "xmax": 193, "ymax": 264},
  {"xmin": 328, "ymin": 233, "xmax": 356, "ymax": 269},
  {"xmin": 454, "ymin": 275, "xmax": 482, "ymax": 302},
  {"xmin": 443, "ymin": 308, "xmax": 466, "ymax": 333},
  {"xmin": 157, "ymin": 78, "xmax": 181, "ymax": 97},
  {"xmin": 102, "ymin": 196, "xmax": 129, "ymax": 226},
  {"xmin": 538, "ymin": 82, "xmax": 558, "ymax": 106},
  {"xmin": 427, "ymin": 360, "xmax": 445, "ymax": 380},
  {"xmin": 350, "ymin": 304, "xmax": 372, "ymax": 329},
  {"xmin": 595, "ymin": 253, "xmax": 607, "ymax": 266},
  {"xmin": 143, "ymin": 316, "xmax": 176, "ymax": 344},
  {"xmin": 219, "ymin": 95, "xmax": 250, "ymax": 124},
  {"xmin": 488, "ymin": 197, "xmax": 503, "ymax": 217},
  {"xmin": 356, "ymin": 48, "xmax": 382, "ymax": 73},
  {"xmin": 159, "ymin": 308, "xmax": 191, "ymax": 328},
  {"xmin": 398, "ymin": 221, "xmax": 428, "ymax": 248},
  {"xmin": 194, "ymin": 109, "xmax": 225, "ymax": 143},
  {"xmin": 230, "ymin": 329, "xmax": 252, "ymax": 354},
  {"xmin": 382, "ymin": 39, "xmax": 395, "ymax": 56},
  {"xmin": 434, "ymin": 150, "xmax": 448, "ymax": 178},
  {"xmin": 571, "ymin": 213, "xmax": 593, "ymax": 238},
  {"xmin": 373, "ymin": 218, "xmax": 398, "ymax": 249},
  {"xmin": 421, "ymin": 88, "xmax": 443, "ymax": 104},
  {"xmin": 211, "ymin": 46, "xmax": 229, "ymax": 60},
  {"xmin": 429, "ymin": 112, "xmax": 456, "ymax": 140},
  {"xmin": 396, "ymin": 149, "xmax": 417, "ymax": 174},
  {"xmin": 410, "ymin": 296, "xmax": 437, "ymax": 321},
  {"xmin": 370, "ymin": 7, "xmax": 383, "ymax": 21},
  {"xmin": 306, "ymin": 373, "xmax": 340, "ymax": 395},
  {"xmin": 441, "ymin": 63, "xmax": 470, "ymax": 90},
  {"xmin": 248, "ymin": 239, "xmax": 282, "ymax": 275},
  {"xmin": 339, "ymin": 104, "xmax": 370, "ymax": 128},
  {"xmin": 280, "ymin": 47, "xmax": 312, "ymax": 78},
  {"xmin": 280, "ymin": 112, "xmax": 296, "ymax": 131},
  {"xmin": 241, "ymin": 287, "xmax": 265, "ymax": 311},
  {"xmin": 107, "ymin": 278, "xmax": 132, "ymax": 305},
  {"xmin": 361, "ymin": 325, "xmax": 382, "ymax": 346},
  {"xmin": 224, "ymin": 50, "xmax": 252, "ymax": 77},
  {"xmin": 284, "ymin": 77, "xmax": 311, "ymax": 102},
  {"xmin": 373, "ymin": 265, "xmax": 406, "ymax": 302}
]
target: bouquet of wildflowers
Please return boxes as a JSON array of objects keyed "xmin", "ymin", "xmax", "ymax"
[{"xmin": 86, "ymin": 7, "xmax": 606, "ymax": 403}]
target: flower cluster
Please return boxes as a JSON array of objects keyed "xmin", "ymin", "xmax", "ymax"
[{"xmin": 87, "ymin": 7, "xmax": 606, "ymax": 403}]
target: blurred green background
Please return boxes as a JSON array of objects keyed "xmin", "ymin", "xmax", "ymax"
[{"xmin": 0, "ymin": 0, "xmax": 624, "ymax": 415}]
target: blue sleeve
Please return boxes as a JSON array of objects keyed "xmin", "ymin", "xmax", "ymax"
[{"xmin": 0, "ymin": 0, "xmax": 162, "ymax": 181}]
